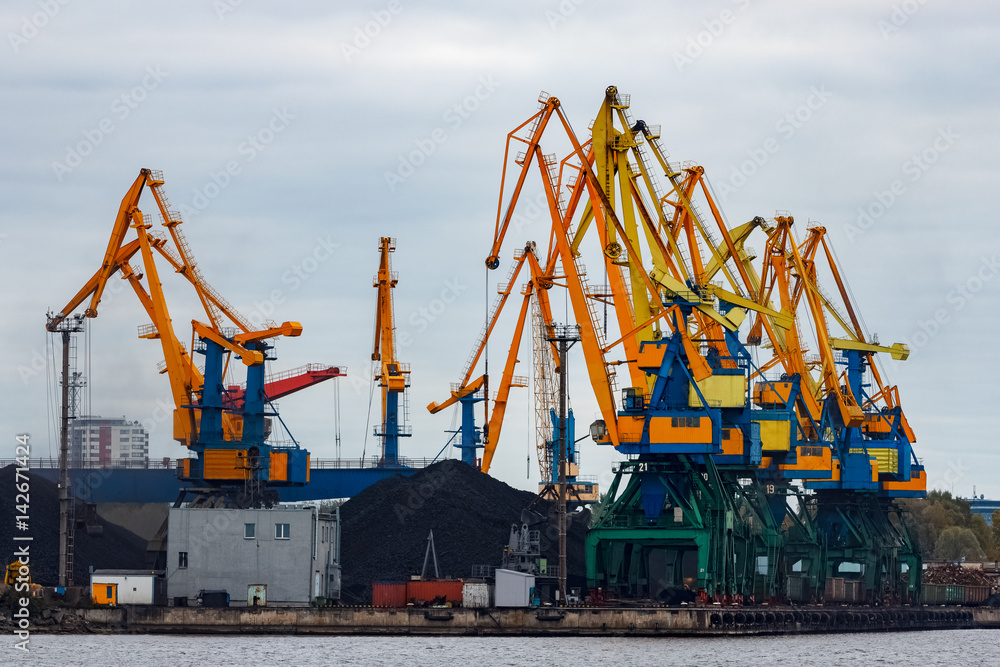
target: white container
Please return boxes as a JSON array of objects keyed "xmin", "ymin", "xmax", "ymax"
[
  {"xmin": 494, "ymin": 569, "xmax": 534, "ymax": 608},
  {"xmin": 463, "ymin": 581, "xmax": 491, "ymax": 608},
  {"xmin": 91, "ymin": 570, "xmax": 165, "ymax": 605}
]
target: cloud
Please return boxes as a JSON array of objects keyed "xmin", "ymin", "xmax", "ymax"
[{"xmin": 1, "ymin": 0, "xmax": 999, "ymax": 497}]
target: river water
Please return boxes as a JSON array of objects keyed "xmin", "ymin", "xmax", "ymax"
[{"xmin": 15, "ymin": 630, "xmax": 1000, "ymax": 666}]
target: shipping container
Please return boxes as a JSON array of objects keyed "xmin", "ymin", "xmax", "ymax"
[
  {"xmin": 824, "ymin": 577, "xmax": 845, "ymax": 602},
  {"xmin": 786, "ymin": 575, "xmax": 805, "ymax": 603},
  {"xmin": 843, "ymin": 579, "xmax": 865, "ymax": 604},
  {"xmin": 964, "ymin": 585, "xmax": 989, "ymax": 605},
  {"xmin": 495, "ymin": 569, "xmax": 534, "ymax": 607},
  {"xmin": 462, "ymin": 581, "xmax": 491, "ymax": 608},
  {"xmin": 944, "ymin": 585, "xmax": 965, "ymax": 604},
  {"xmin": 372, "ymin": 582, "xmax": 408, "ymax": 608},
  {"xmin": 922, "ymin": 583, "xmax": 945, "ymax": 605},
  {"xmin": 406, "ymin": 579, "xmax": 464, "ymax": 606}
]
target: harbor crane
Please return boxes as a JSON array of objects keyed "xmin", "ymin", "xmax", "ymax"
[
  {"xmin": 48, "ymin": 168, "xmax": 342, "ymax": 506},
  {"xmin": 372, "ymin": 237, "xmax": 411, "ymax": 466},
  {"xmin": 477, "ymin": 88, "xmax": 925, "ymax": 604}
]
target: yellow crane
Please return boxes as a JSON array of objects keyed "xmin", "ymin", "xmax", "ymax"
[{"xmin": 372, "ymin": 237, "xmax": 410, "ymax": 465}]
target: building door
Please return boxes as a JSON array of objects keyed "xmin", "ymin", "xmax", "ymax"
[
  {"xmin": 94, "ymin": 583, "xmax": 117, "ymax": 605},
  {"xmin": 248, "ymin": 584, "xmax": 266, "ymax": 607}
]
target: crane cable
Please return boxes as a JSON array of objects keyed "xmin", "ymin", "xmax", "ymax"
[
  {"xmin": 362, "ymin": 300, "xmax": 379, "ymax": 464},
  {"xmin": 828, "ymin": 239, "xmax": 890, "ymax": 390},
  {"xmin": 483, "ymin": 262, "xmax": 489, "ymax": 464},
  {"xmin": 45, "ymin": 329, "xmax": 57, "ymax": 460}
]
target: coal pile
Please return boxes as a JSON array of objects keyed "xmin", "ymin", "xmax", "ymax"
[
  {"xmin": 923, "ymin": 563, "xmax": 995, "ymax": 587},
  {"xmin": 0, "ymin": 465, "xmax": 148, "ymax": 586},
  {"xmin": 339, "ymin": 459, "xmax": 587, "ymax": 603}
]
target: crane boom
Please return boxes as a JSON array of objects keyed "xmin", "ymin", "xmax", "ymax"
[
  {"xmin": 49, "ymin": 169, "xmax": 318, "ymax": 504},
  {"xmin": 372, "ymin": 237, "xmax": 410, "ymax": 465}
]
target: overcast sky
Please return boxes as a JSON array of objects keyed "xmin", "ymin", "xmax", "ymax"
[{"xmin": 1, "ymin": 1, "xmax": 998, "ymax": 498}]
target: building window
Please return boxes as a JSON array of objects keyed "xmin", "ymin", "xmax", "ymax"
[
  {"xmin": 178, "ymin": 552, "xmax": 188, "ymax": 569},
  {"xmin": 245, "ymin": 523, "xmax": 256, "ymax": 539},
  {"xmin": 275, "ymin": 523, "xmax": 290, "ymax": 540}
]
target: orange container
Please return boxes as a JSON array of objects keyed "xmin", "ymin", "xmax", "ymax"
[
  {"xmin": 372, "ymin": 582, "xmax": 407, "ymax": 608},
  {"xmin": 406, "ymin": 580, "xmax": 464, "ymax": 605}
]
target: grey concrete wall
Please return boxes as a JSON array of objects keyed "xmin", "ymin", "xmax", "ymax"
[
  {"xmin": 72, "ymin": 605, "xmax": 986, "ymax": 636},
  {"xmin": 166, "ymin": 506, "xmax": 335, "ymax": 606}
]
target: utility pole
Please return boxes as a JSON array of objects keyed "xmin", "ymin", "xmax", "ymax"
[
  {"xmin": 547, "ymin": 323, "xmax": 579, "ymax": 605},
  {"xmin": 48, "ymin": 313, "xmax": 85, "ymax": 588}
]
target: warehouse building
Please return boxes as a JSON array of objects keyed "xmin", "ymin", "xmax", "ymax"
[{"xmin": 166, "ymin": 505, "xmax": 340, "ymax": 607}]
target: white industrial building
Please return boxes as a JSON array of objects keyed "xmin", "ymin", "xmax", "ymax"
[
  {"xmin": 69, "ymin": 416, "xmax": 149, "ymax": 467},
  {"xmin": 166, "ymin": 505, "xmax": 340, "ymax": 607},
  {"xmin": 91, "ymin": 570, "xmax": 167, "ymax": 605}
]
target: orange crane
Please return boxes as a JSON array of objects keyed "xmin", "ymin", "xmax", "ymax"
[
  {"xmin": 372, "ymin": 237, "xmax": 410, "ymax": 465},
  {"xmin": 48, "ymin": 168, "xmax": 337, "ymax": 504},
  {"xmin": 427, "ymin": 244, "xmax": 540, "ymax": 469},
  {"xmin": 474, "ymin": 87, "xmax": 927, "ymax": 603}
]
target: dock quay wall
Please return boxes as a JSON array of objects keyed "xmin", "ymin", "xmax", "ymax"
[{"xmin": 64, "ymin": 605, "xmax": 1000, "ymax": 636}]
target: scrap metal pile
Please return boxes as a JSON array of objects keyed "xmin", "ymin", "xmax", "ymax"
[{"xmin": 923, "ymin": 564, "xmax": 994, "ymax": 587}]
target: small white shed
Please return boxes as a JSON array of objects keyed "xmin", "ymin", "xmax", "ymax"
[
  {"xmin": 91, "ymin": 570, "xmax": 166, "ymax": 605},
  {"xmin": 494, "ymin": 569, "xmax": 534, "ymax": 607}
]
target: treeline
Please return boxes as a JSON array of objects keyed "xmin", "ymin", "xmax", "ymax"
[{"xmin": 900, "ymin": 491, "xmax": 1000, "ymax": 561}]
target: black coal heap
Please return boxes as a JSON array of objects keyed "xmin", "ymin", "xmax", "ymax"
[
  {"xmin": 0, "ymin": 465, "xmax": 148, "ymax": 586},
  {"xmin": 339, "ymin": 459, "xmax": 587, "ymax": 603}
]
